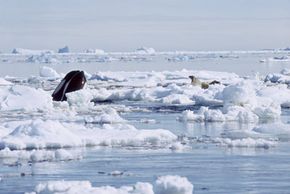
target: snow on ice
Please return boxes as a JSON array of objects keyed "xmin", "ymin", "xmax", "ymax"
[
  {"xmin": 1, "ymin": 65, "xmax": 290, "ymax": 160},
  {"xmin": 25, "ymin": 175, "xmax": 193, "ymax": 194}
]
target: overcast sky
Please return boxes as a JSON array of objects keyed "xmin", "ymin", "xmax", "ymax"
[{"xmin": 0, "ymin": 0, "xmax": 289, "ymax": 52}]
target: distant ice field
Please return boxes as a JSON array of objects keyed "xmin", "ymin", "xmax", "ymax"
[
  {"xmin": 0, "ymin": 49, "xmax": 290, "ymax": 77},
  {"xmin": 1, "ymin": 49, "xmax": 290, "ymax": 193}
]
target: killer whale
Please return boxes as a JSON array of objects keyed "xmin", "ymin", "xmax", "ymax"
[{"xmin": 52, "ymin": 70, "xmax": 86, "ymax": 101}]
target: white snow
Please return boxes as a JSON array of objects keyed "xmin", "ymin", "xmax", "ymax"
[
  {"xmin": 155, "ymin": 175, "xmax": 193, "ymax": 194},
  {"xmin": 135, "ymin": 47, "xmax": 156, "ymax": 55},
  {"xmin": 58, "ymin": 46, "xmax": 69, "ymax": 53},
  {"xmin": 39, "ymin": 66, "xmax": 60, "ymax": 78},
  {"xmin": 25, "ymin": 175, "xmax": 193, "ymax": 194},
  {"xmin": 0, "ymin": 85, "xmax": 53, "ymax": 111},
  {"xmin": 180, "ymin": 80, "xmax": 281, "ymax": 122},
  {"xmin": 0, "ymin": 78, "xmax": 12, "ymax": 86},
  {"xmin": 214, "ymin": 137, "xmax": 276, "ymax": 149},
  {"xmin": 0, "ymin": 147, "xmax": 82, "ymax": 163},
  {"xmin": 12, "ymin": 48, "xmax": 54, "ymax": 55},
  {"xmin": 85, "ymin": 49, "xmax": 106, "ymax": 55},
  {"xmin": 26, "ymin": 54, "xmax": 60, "ymax": 64},
  {"xmin": 0, "ymin": 119, "xmax": 177, "ymax": 150},
  {"xmin": 1, "ymin": 65, "xmax": 290, "ymax": 154}
]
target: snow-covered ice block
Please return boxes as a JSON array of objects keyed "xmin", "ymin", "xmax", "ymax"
[
  {"xmin": 214, "ymin": 137, "xmax": 276, "ymax": 149},
  {"xmin": 39, "ymin": 66, "xmax": 60, "ymax": 78},
  {"xmin": 25, "ymin": 175, "xmax": 193, "ymax": 194},
  {"xmin": 12, "ymin": 48, "xmax": 54, "ymax": 55},
  {"xmin": 0, "ymin": 119, "xmax": 177, "ymax": 150},
  {"xmin": 155, "ymin": 175, "xmax": 193, "ymax": 194},
  {"xmin": 58, "ymin": 46, "xmax": 69, "ymax": 53},
  {"xmin": 0, "ymin": 85, "xmax": 53, "ymax": 111}
]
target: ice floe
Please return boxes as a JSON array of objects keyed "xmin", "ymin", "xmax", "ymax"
[
  {"xmin": 214, "ymin": 137, "xmax": 276, "ymax": 149},
  {"xmin": 12, "ymin": 48, "xmax": 54, "ymax": 55},
  {"xmin": 25, "ymin": 175, "xmax": 193, "ymax": 194},
  {"xmin": 135, "ymin": 47, "xmax": 156, "ymax": 55},
  {"xmin": 180, "ymin": 80, "xmax": 281, "ymax": 122},
  {"xmin": 0, "ymin": 147, "xmax": 82, "ymax": 164},
  {"xmin": 39, "ymin": 66, "xmax": 60, "ymax": 78},
  {"xmin": 0, "ymin": 78, "xmax": 12, "ymax": 86},
  {"xmin": 0, "ymin": 119, "xmax": 177, "ymax": 150},
  {"xmin": 85, "ymin": 49, "xmax": 106, "ymax": 55},
  {"xmin": 0, "ymin": 85, "xmax": 53, "ymax": 111},
  {"xmin": 58, "ymin": 46, "xmax": 70, "ymax": 53},
  {"xmin": 1, "ymin": 66, "xmax": 290, "ymax": 153}
]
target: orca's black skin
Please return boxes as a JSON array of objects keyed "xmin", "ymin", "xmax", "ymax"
[{"xmin": 52, "ymin": 70, "xmax": 86, "ymax": 101}]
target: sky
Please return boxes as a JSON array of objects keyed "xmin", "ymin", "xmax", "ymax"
[{"xmin": 0, "ymin": 0, "xmax": 289, "ymax": 52}]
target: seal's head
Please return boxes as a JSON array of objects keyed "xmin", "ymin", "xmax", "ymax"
[
  {"xmin": 189, "ymin": 75, "xmax": 196, "ymax": 82},
  {"xmin": 189, "ymin": 75, "xmax": 200, "ymax": 84}
]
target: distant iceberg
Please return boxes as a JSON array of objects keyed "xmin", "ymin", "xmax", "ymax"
[
  {"xmin": 135, "ymin": 47, "xmax": 156, "ymax": 54},
  {"xmin": 58, "ymin": 46, "xmax": 70, "ymax": 53},
  {"xmin": 85, "ymin": 49, "xmax": 105, "ymax": 55},
  {"xmin": 12, "ymin": 48, "xmax": 54, "ymax": 55}
]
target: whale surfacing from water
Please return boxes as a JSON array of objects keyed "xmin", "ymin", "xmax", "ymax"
[{"xmin": 52, "ymin": 70, "xmax": 86, "ymax": 101}]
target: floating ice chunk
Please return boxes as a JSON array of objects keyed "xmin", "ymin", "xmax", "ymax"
[
  {"xmin": 280, "ymin": 68, "xmax": 290, "ymax": 75},
  {"xmin": 180, "ymin": 106, "xmax": 259, "ymax": 123},
  {"xmin": 0, "ymin": 119, "xmax": 83, "ymax": 150},
  {"xmin": 179, "ymin": 109, "xmax": 205, "ymax": 122},
  {"xmin": 108, "ymin": 170, "xmax": 124, "ymax": 176},
  {"xmin": 167, "ymin": 55, "xmax": 195, "ymax": 62},
  {"xmin": 85, "ymin": 49, "xmax": 105, "ymax": 55},
  {"xmin": 0, "ymin": 85, "xmax": 53, "ymax": 111},
  {"xmin": 86, "ymin": 108, "xmax": 126, "ymax": 124},
  {"xmin": 136, "ymin": 47, "xmax": 156, "ymax": 55},
  {"xmin": 0, "ymin": 148, "xmax": 82, "ymax": 164},
  {"xmin": 140, "ymin": 119, "xmax": 156, "ymax": 124},
  {"xmin": 25, "ymin": 53, "xmax": 60, "ymax": 64},
  {"xmin": 0, "ymin": 78, "xmax": 12, "ymax": 86},
  {"xmin": 161, "ymin": 94, "xmax": 193, "ymax": 104},
  {"xmin": 66, "ymin": 89, "xmax": 95, "ymax": 109},
  {"xmin": 272, "ymin": 56, "xmax": 289, "ymax": 61},
  {"xmin": 169, "ymin": 142, "xmax": 190, "ymax": 151},
  {"xmin": 58, "ymin": 46, "xmax": 69, "ymax": 53},
  {"xmin": 224, "ymin": 106, "xmax": 259, "ymax": 122},
  {"xmin": 25, "ymin": 175, "xmax": 192, "ymax": 194},
  {"xmin": 90, "ymin": 72, "xmax": 127, "ymax": 82},
  {"xmin": 221, "ymin": 81, "xmax": 257, "ymax": 107},
  {"xmin": 0, "ymin": 119, "xmax": 177, "ymax": 150},
  {"xmin": 39, "ymin": 66, "xmax": 60, "ymax": 78},
  {"xmin": 12, "ymin": 48, "xmax": 54, "ymax": 55},
  {"xmin": 253, "ymin": 101, "xmax": 281, "ymax": 121},
  {"xmin": 155, "ymin": 175, "xmax": 193, "ymax": 194},
  {"xmin": 214, "ymin": 137, "xmax": 276, "ymax": 149},
  {"xmin": 258, "ymin": 84, "xmax": 290, "ymax": 108},
  {"xmin": 264, "ymin": 73, "xmax": 290, "ymax": 84}
]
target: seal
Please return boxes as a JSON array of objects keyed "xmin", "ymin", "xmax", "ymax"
[
  {"xmin": 52, "ymin": 70, "xmax": 86, "ymax": 101},
  {"xmin": 189, "ymin": 75, "xmax": 220, "ymax": 89}
]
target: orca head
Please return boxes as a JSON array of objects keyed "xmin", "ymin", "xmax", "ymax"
[{"xmin": 52, "ymin": 70, "xmax": 86, "ymax": 101}]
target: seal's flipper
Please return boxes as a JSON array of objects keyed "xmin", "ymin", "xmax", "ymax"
[
  {"xmin": 209, "ymin": 80, "xmax": 221, "ymax": 85},
  {"xmin": 52, "ymin": 70, "xmax": 86, "ymax": 101}
]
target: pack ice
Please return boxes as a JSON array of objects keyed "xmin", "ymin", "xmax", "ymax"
[{"xmin": 1, "ymin": 66, "xmax": 290, "ymax": 164}]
